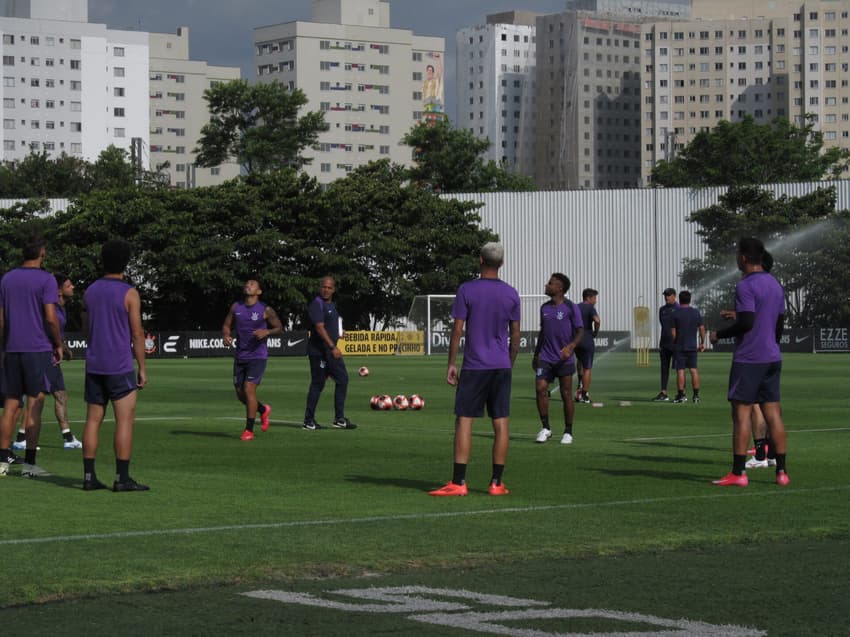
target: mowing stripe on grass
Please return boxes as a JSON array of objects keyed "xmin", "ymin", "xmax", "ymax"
[
  {"xmin": 624, "ymin": 426, "xmax": 850, "ymax": 442},
  {"xmin": 2, "ymin": 484, "xmax": 848, "ymax": 548}
]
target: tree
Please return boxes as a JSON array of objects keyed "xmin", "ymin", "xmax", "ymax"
[
  {"xmin": 651, "ymin": 115, "xmax": 850, "ymax": 187},
  {"xmin": 86, "ymin": 145, "xmax": 138, "ymax": 191},
  {"xmin": 194, "ymin": 80, "xmax": 328, "ymax": 174},
  {"xmin": 402, "ymin": 119, "xmax": 535, "ymax": 193}
]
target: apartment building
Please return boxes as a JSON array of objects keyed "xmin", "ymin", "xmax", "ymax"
[
  {"xmin": 149, "ymin": 27, "xmax": 240, "ymax": 188},
  {"xmin": 456, "ymin": 12, "xmax": 539, "ymax": 177},
  {"xmin": 253, "ymin": 0, "xmax": 444, "ymax": 184},
  {"xmin": 641, "ymin": 0, "xmax": 850, "ymax": 183},
  {"xmin": 0, "ymin": 0, "xmax": 149, "ymax": 162}
]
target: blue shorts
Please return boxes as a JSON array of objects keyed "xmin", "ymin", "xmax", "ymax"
[
  {"xmin": 535, "ymin": 359, "xmax": 576, "ymax": 383},
  {"xmin": 674, "ymin": 351, "xmax": 698, "ymax": 370},
  {"xmin": 1, "ymin": 351, "xmax": 54, "ymax": 397},
  {"xmin": 575, "ymin": 345, "xmax": 594, "ymax": 369},
  {"xmin": 85, "ymin": 371, "xmax": 138, "ymax": 405},
  {"xmin": 233, "ymin": 358, "xmax": 267, "ymax": 387},
  {"xmin": 46, "ymin": 362, "xmax": 66, "ymax": 392},
  {"xmin": 727, "ymin": 361, "xmax": 781, "ymax": 404},
  {"xmin": 454, "ymin": 369, "xmax": 512, "ymax": 419}
]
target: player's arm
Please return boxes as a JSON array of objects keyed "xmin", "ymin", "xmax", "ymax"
[
  {"xmin": 0, "ymin": 306, "xmax": 5, "ymax": 353},
  {"xmin": 532, "ymin": 328, "xmax": 543, "ymax": 369},
  {"xmin": 775, "ymin": 313, "xmax": 785, "ymax": 344},
  {"xmin": 43, "ymin": 302, "xmax": 63, "ymax": 364},
  {"xmin": 592, "ymin": 310, "xmax": 600, "ymax": 337},
  {"xmin": 126, "ymin": 288, "xmax": 147, "ymax": 389},
  {"xmin": 447, "ymin": 317, "xmax": 464, "ymax": 385},
  {"xmin": 509, "ymin": 319, "xmax": 520, "ymax": 366},
  {"xmin": 313, "ymin": 321, "xmax": 341, "ymax": 359},
  {"xmin": 711, "ymin": 311, "xmax": 754, "ymax": 344},
  {"xmin": 561, "ymin": 326, "xmax": 583, "ymax": 360},
  {"xmin": 255, "ymin": 306, "xmax": 283, "ymax": 339},
  {"xmin": 698, "ymin": 324, "xmax": 707, "ymax": 352},
  {"xmin": 222, "ymin": 303, "xmax": 236, "ymax": 346}
]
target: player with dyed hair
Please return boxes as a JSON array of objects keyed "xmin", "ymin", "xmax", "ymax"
[
  {"xmin": 710, "ymin": 238, "xmax": 789, "ymax": 487},
  {"xmin": 429, "ymin": 242, "xmax": 520, "ymax": 496},
  {"xmin": 533, "ymin": 273, "xmax": 584, "ymax": 444}
]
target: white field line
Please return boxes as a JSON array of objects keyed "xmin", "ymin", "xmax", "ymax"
[{"xmin": 2, "ymin": 485, "xmax": 848, "ymax": 547}]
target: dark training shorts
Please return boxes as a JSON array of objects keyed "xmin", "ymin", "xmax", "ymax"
[
  {"xmin": 233, "ymin": 358, "xmax": 268, "ymax": 387},
  {"xmin": 85, "ymin": 371, "xmax": 138, "ymax": 405},
  {"xmin": 454, "ymin": 368, "xmax": 512, "ymax": 419},
  {"xmin": 727, "ymin": 361, "xmax": 782, "ymax": 404},
  {"xmin": 2, "ymin": 351, "xmax": 53, "ymax": 397},
  {"xmin": 575, "ymin": 345, "xmax": 595, "ymax": 369},
  {"xmin": 674, "ymin": 351, "xmax": 699, "ymax": 370},
  {"xmin": 535, "ymin": 359, "xmax": 576, "ymax": 383}
]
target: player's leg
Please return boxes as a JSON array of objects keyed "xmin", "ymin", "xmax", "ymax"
[
  {"xmin": 327, "ymin": 357, "xmax": 353, "ymax": 428},
  {"xmin": 690, "ymin": 365, "xmax": 701, "ymax": 402},
  {"xmin": 759, "ymin": 362, "xmax": 788, "ymax": 484},
  {"xmin": 23, "ymin": 393, "xmax": 47, "ymax": 467},
  {"xmin": 558, "ymin": 373, "xmax": 575, "ymax": 442},
  {"xmin": 0, "ymin": 396, "xmax": 23, "ymax": 473},
  {"xmin": 111, "ymin": 383, "xmax": 148, "ymax": 491},
  {"xmin": 82, "ymin": 372, "xmax": 109, "ymax": 490},
  {"xmin": 488, "ymin": 370, "xmax": 511, "ymax": 490},
  {"xmin": 534, "ymin": 372, "xmax": 552, "ymax": 442},
  {"xmin": 303, "ymin": 355, "xmax": 327, "ymax": 428}
]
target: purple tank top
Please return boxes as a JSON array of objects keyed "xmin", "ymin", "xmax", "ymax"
[{"xmin": 84, "ymin": 278, "xmax": 135, "ymax": 375}]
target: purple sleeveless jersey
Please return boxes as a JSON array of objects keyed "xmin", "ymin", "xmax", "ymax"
[{"xmin": 84, "ymin": 278, "xmax": 135, "ymax": 375}]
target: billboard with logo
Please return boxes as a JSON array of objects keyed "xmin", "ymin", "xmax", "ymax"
[
  {"xmin": 428, "ymin": 331, "xmax": 632, "ymax": 355},
  {"xmin": 712, "ymin": 328, "xmax": 815, "ymax": 353},
  {"xmin": 815, "ymin": 327, "xmax": 850, "ymax": 352},
  {"xmin": 65, "ymin": 331, "xmax": 309, "ymax": 358}
]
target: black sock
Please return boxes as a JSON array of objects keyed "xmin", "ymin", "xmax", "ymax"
[
  {"xmin": 540, "ymin": 415, "xmax": 550, "ymax": 429},
  {"xmin": 775, "ymin": 453, "xmax": 786, "ymax": 472},
  {"xmin": 257, "ymin": 404, "xmax": 266, "ymax": 415},
  {"xmin": 491, "ymin": 463, "xmax": 504, "ymax": 485},
  {"xmin": 62, "ymin": 429, "xmax": 74, "ymax": 442},
  {"xmin": 84, "ymin": 457, "xmax": 96, "ymax": 482},
  {"xmin": 15, "ymin": 430, "xmax": 25, "ymax": 443},
  {"xmin": 754, "ymin": 438, "xmax": 767, "ymax": 461},
  {"xmin": 733, "ymin": 454, "xmax": 746, "ymax": 475},
  {"xmin": 693, "ymin": 389, "xmax": 699, "ymax": 396},
  {"xmin": 245, "ymin": 418, "xmax": 255, "ymax": 432},
  {"xmin": 25, "ymin": 449, "xmax": 36, "ymax": 465},
  {"xmin": 452, "ymin": 462, "xmax": 467, "ymax": 485},
  {"xmin": 564, "ymin": 423, "xmax": 573, "ymax": 435},
  {"xmin": 116, "ymin": 459, "xmax": 130, "ymax": 483}
]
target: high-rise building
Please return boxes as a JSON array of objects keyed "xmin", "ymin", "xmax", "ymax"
[
  {"xmin": 148, "ymin": 27, "xmax": 240, "ymax": 188},
  {"xmin": 0, "ymin": 0, "xmax": 149, "ymax": 162},
  {"xmin": 456, "ymin": 12, "xmax": 539, "ymax": 177},
  {"xmin": 640, "ymin": 0, "xmax": 850, "ymax": 184},
  {"xmin": 253, "ymin": 0, "xmax": 444, "ymax": 184}
]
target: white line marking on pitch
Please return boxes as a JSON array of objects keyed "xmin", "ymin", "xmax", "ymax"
[{"xmin": 2, "ymin": 485, "xmax": 848, "ymax": 547}]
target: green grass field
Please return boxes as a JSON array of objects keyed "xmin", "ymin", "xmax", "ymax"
[{"xmin": 1, "ymin": 352, "xmax": 848, "ymax": 636}]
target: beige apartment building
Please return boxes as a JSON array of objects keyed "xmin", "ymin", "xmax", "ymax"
[
  {"xmin": 253, "ymin": 0, "xmax": 444, "ymax": 184},
  {"xmin": 641, "ymin": 0, "xmax": 850, "ymax": 183},
  {"xmin": 148, "ymin": 27, "xmax": 240, "ymax": 188}
]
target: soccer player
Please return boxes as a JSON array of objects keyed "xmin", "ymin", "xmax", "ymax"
[
  {"xmin": 81, "ymin": 240, "xmax": 149, "ymax": 491},
  {"xmin": 709, "ymin": 237, "xmax": 789, "ymax": 487},
  {"xmin": 0, "ymin": 234, "xmax": 63, "ymax": 478},
  {"xmin": 670, "ymin": 290, "xmax": 706, "ymax": 404},
  {"xmin": 429, "ymin": 242, "xmax": 520, "ymax": 496},
  {"xmin": 222, "ymin": 279, "xmax": 281, "ymax": 441},
  {"xmin": 574, "ymin": 288, "xmax": 600, "ymax": 404},
  {"xmin": 12, "ymin": 273, "xmax": 82, "ymax": 450},
  {"xmin": 652, "ymin": 288, "xmax": 678, "ymax": 401},
  {"xmin": 533, "ymin": 273, "xmax": 584, "ymax": 445},
  {"xmin": 302, "ymin": 275, "xmax": 357, "ymax": 430}
]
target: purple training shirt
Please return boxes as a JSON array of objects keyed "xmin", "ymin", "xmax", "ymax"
[
  {"xmin": 84, "ymin": 278, "xmax": 135, "ymax": 375},
  {"xmin": 232, "ymin": 300, "xmax": 269, "ymax": 361},
  {"xmin": 0, "ymin": 267, "xmax": 58, "ymax": 353},
  {"xmin": 733, "ymin": 271, "xmax": 785, "ymax": 364},
  {"xmin": 452, "ymin": 277, "xmax": 521, "ymax": 370},
  {"xmin": 537, "ymin": 300, "xmax": 583, "ymax": 364}
]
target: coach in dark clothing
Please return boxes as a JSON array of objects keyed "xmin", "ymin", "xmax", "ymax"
[{"xmin": 652, "ymin": 288, "xmax": 678, "ymax": 401}]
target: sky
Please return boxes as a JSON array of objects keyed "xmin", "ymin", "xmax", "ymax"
[{"xmin": 87, "ymin": 0, "xmax": 571, "ymax": 122}]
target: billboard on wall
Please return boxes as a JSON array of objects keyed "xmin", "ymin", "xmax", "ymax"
[
  {"xmin": 428, "ymin": 331, "xmax": 631, "ymax": 355},
  {"xmin": 815, "ymin": 327, "xmax": 850, "ymax": 352},
  {"xmin": 421, "ymin": 51, "xmax": 444, "ymax": 122},
  {"xmin": 712, "ymin": 328, "xmax": 816, "ymax": 354}
]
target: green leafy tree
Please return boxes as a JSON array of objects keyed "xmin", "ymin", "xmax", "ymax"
[
  {"xmin": 194, "ymin": 80, "xmax": 328, "ymax": 174},
  {"xmin": 402, "ymin": 119, "xmax": 535, "ymax": 193},
  {"xmin": 86, "ymin": 145, "xmax": 138, "ymax": 191},
  {"xmin": 651, "ymin": 115, "xmax": 850, "ymax": 187}
]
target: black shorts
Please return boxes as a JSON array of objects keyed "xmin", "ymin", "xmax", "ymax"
[
  {"xmin": 535, "ymin": 359, "xmax": 576, "ymax": 383},
  {"xmin": 674, "ymin": 351, "xmax": 698, "ymax": 370},
  {"xmin": 46, "ymin": 362, "xmax": 66, "ymax": 392},
  {"xmin": 454, "ymin": 368, "xmax": 512, "ymax": 419},
  {"xmin": 575, "ymin": 345, "xmax": 594, "ymax": 369},
  {"xmin": 233, "ymin": 359, "xmax": 267, "ymax": 387},
  {"xmin": 85, "ymin": 371, "xmax": 138, "ymax": 405},
  {"xmin": 2, "ymin": 351, "xmax": 54, "ymax": 397},
  {"xmin": 727, "ymin": 361, "xmax": 781, "ymax": 404}
]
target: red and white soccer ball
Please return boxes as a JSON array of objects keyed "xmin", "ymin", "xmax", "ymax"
[
  {"xmin": 377, "ymin": 394, "xmax": 393, "ymax": 410},
  {"xmin": 393, "ymin": 394, "xmax": 409, "ymax": 410},
  {"xmin": 369, "ymin": 395, "xmax": 381, "ymax": 410},
  {"xmin": 409, "ymin": 394, "xmax": 425, "ymax": 410},
  {"xmin": 358, "ymin": 366, "xmax": 369, "ymax": 377}
]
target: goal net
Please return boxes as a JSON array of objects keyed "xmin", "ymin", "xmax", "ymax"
[{"xmin": 405, "ymin": 294, "xmax": 547, "ymax": 355}]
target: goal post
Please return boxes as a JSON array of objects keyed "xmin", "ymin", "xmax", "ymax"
[{"xmin": 405, "ymin": 294, "xmax": 547, "ymax": 355}]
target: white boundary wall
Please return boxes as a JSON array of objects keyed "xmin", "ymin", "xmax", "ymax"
[{"xmin": 449, "ymin": 180, "xmax": 850, "ymax": 342}]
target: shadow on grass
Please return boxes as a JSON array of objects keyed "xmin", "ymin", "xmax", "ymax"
[
  {"xmin": 604, "ymin": 452, "xmax": 715, "ymax": 465},
  {"xmin": 169, "ymin": 430, "xmax": 242, "ymax": 438},
  {"xmin": 344, "ymin": 474, "xmax": 443, "ymax": 493},
  {"xmin": 628, "ymin": 440, "xmax": 723, "ymax": 453},
  {"xmin": 9, "ymin": 472, "xmax": 82, "ymax": 490},
  {"xmin": 588, "ymin": 466, "xmax": 710, "ymax": 482}
]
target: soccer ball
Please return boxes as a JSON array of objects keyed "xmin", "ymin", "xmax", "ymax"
[
  {"xmin": 409, "ymin": 394, "xmax": 425, "ymax": 410},
  {"xmin": 358, "ymin": 366, "xmax": 369, "ymax": 377},
  {"xmin": 377, "ymin": 394, "xmax": 393, "ymax": 411},
  {"xmin": 369, "ymin": 395, "xmax": 381, "ymax": 410},
  {"xmin": 393, "ymin": 394, "xmax": 409, "ymax": 410}
]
